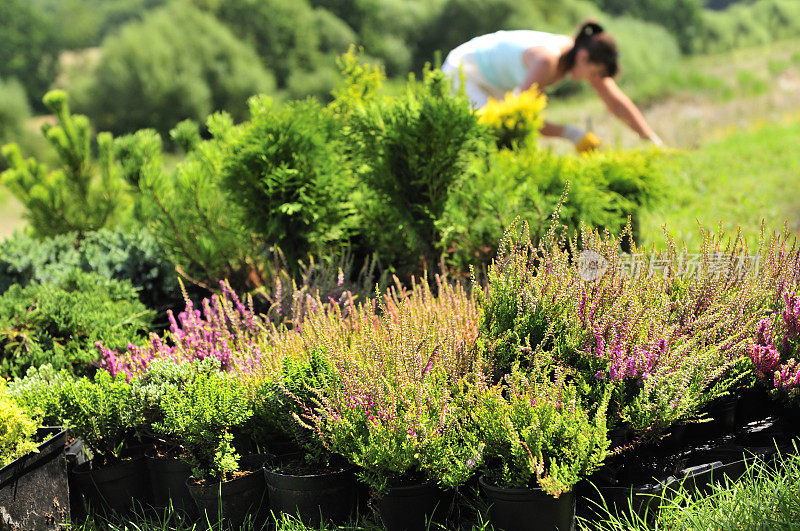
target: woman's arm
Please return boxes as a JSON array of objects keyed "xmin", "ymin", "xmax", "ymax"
[{"xmin": 589, "ymin": 75, "xmax": 661, "ymax": 143}]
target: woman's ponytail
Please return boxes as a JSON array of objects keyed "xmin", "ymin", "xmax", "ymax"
[
  {"xmin": 561, "ymin": 19, "xmax": 618, "ymax": 78},
  {"xmin": 576, "ymin": 21, "xmax": 605, "ymax": 41}
]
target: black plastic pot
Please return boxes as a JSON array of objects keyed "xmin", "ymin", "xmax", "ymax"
[
  {"xmin": 187, "ymin": 459, "xmax": 267, "ymax": 529},
  {"xmin": 374, "ymin": 481, "xmax": 451, "ymax": 531},
  {"xmin": 145, "ymin": 452, "xmax": 195, "ymax": 517},
  {"xmin": 70, "ymin": 455, "xmax": 151, "ymax": 516},
  {"xmin": 263, "ymin": 458, "xmax": 356, "ymax": 527},
  {"xmin": 578, "ymin": 481, "xmax": 663, "ymax": 522},
  {"xmin": 0, "ymin": 428, "xmax": 70, "ymax": 530},
  {"xmin": 479, "ymin": 476, "xmax": 575, "ymax": 531}
]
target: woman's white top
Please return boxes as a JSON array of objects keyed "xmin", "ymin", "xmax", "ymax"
[{"xmin": 451, "ymin": 30, "xmax": 571, "ymax": 91}]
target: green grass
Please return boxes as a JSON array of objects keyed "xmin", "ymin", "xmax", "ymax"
[
  {"xmin": 581, "ymin": 449, "xmax": 800, "ymax": 531},
  {"xmin": 640, "ymin": 116, "xmax": 800, "ymax": 249}
]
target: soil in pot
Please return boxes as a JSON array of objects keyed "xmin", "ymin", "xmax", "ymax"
[
  {"xmin": 186, "ymin": 455, "xmax": 268, "ymax": 529},
  {"xmin": 263, "ymin": 454, "xmax": 356, "ymax": 527},
  {"xmin": 374, "ymin": 480, "xmax": 452, "ymax": 531},
  {"xmin": 145, "ymin": 451, "xmax": 196, "ymax": 518},
  {"xmin": 479, "ymin": 476, "xmax": 575, "ymax": 531},
  {"xmin": 70, "ymin": 455, "xmax": 151, "ymax": 517}
]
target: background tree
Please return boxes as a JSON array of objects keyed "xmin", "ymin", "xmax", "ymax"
[
  {"xmin": 71, "ymin": 1, "xmax": 274, "ymax": 137},
  {"xmin": 0, "ymin": 0, "xmax": 57, "ymax": 111}
]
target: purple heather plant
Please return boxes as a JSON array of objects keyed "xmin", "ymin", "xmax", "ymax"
[
  {"xmin": 96, "ymin": 280, "xmax": 271, "ymax": 380},
  {"xmin": 750, "ymin": 290, "xmax": 800, "ymax": 401},
  {"xmin": 287, "ymin": 275, "xmax": 484, "ymax": 493},
  {"xmin": 479, "ymin": 218, "xmax": 797, "ymax": 443}
]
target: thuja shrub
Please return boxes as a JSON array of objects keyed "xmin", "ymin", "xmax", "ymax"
[
  {"xmin": 1, "ymin": 91, "xmax": 135, "ymax": 237},
  {"xmin": 344, "ymin": 64, "xmax": 488, "ymax": 275},
  {"xmin": 221, "ymin": 95, "xmax": 357, "ymax": 269},
  {"xmin": 0, "ymin": 270, "xmax": 154, "ymax": 378},
  {"xmin": 139, "ymin": 115, "xmax": 267, "ymax": 290},
  {"xmin": 0, "ymin": 380, "xmax": 39, "ymax": 467}
]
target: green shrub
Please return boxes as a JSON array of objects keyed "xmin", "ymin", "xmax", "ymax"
[
  {"xmin": 58, "ymin": 371, "xmax": 139, "ymax": 466},
  {"xmin": 0, "ymin": 270, "xmax": 154, "ymax": 378},
  {"xmin": 192, "ymin": 0, "xmax": 320, "ymax": 88},
  {"xmin": 221, "ymin": 96, "xmax": 357, "ymax": 269},
  {"xmin": 6, "ymin": 364, "xmax": 74, "ymax": 426},
  {"xmin": 467, "ymin": 370, "xmax": 609, "ymax": 495},
  {"xmin": 589, "ymin": 0, "xmax": 702, "ymax": 54},
  {"xmin": 0, "ymin": 380, "xmax": 40, "ymax": 467},
  {"xmin": 154, "ymin": 371, "xmax": 252, "ymax": 481},
  {"xmin": 73, "ymin": 1, "xmax": 275, "ymax": 137},
  {"xmin": 346, "ymin": 66, "xmax": 488, "ymax": 274},
  {"xmin": 0, "ymin": 228, "xmax": 178, "ymax": 308},
  {"xmin": 1, "ymin": 90, "xmax": 135, "ymax": 237},
  {"xmin": 441, "ymin": 147, "xmax": 664, "ymax": 271},
  {"xmin": 138, "ymin": 116, "xmax": 265, "ymax": 289}
]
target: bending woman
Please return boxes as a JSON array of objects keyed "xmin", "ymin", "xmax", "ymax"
[{"xmin": 442, "ymin": 22, "xmax": 663, "ymax": 149}]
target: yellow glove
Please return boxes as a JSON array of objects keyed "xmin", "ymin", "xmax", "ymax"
[{"xmin": 575, "ymin": 132, "xmax": 602, "ymax": 153}]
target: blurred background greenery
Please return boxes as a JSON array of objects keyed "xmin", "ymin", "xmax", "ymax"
[{"xmin": 2, "ymin": 0, "xmax": 800, "ymax": 247}]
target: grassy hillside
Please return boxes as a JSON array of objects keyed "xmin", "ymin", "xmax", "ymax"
[{"xmin": 640, "ymin": 115, "xmax": 800, "ymax": 249}]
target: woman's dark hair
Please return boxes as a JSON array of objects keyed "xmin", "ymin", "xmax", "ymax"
[{"xmin": 560, "ymin": 21, "xmax": 619, "ymax": 77}]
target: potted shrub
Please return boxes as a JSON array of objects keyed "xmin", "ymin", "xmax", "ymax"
[
  {"xmin": 153, "ymin": 369, "xmax": 263, "ymax": 528},
  {"xmin": 58, "ymin": 371, "xmax": 150, "ymax": 516},
  {"xmin": 468, "ymin": 370, "xmax": 609, "ymax": 531},
  {"xmin": 299, "ymin": 350, "xmax": 480, "ymax": 531},
  {"xmin": 130, "ymin": 358, "xmax": 226, "ymax": 518},
  {"xmin": 261, "ymin": 351, "xmax": 358, "ymax": 528}
]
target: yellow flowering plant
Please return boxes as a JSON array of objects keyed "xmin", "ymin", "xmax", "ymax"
[{"xmin": 477, "ymin": 86, "xmax": 547, "ymax": 149}]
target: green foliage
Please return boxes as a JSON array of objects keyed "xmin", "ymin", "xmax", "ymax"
[
  {"xmin": 73, "ymin": 1, "xmax": 275, "ymax": 137},
  {"xmin": 442, "ymin": 148, "xmax": 664, "ymax": 271},
  {"xmin": 0, "ymin": 0, "xmax": 56, "ymax": 110},
  {"xmin": 694, "ymin": 0, "xmax": 800, "ymax": 54},
  {"xmin": 0, "ymin": 380, "xmax": 40, "ymax": 467},
  {"xmin": 58, "ymin": 371, "xmax": 139, "ymax": 465},
  {"xmin": 274, "ymin": 351, "xmax": 338, "ymax": 462},
  {"xmin": 468, "ymin": 370, "xmax": 610, "ymax": 495},
  {"xmin": 590, "ymin": 0, "xmax": 703, "ymax": 54},
  {"xmin": 138, "ymin": 115, "xmax": 264, "ymax": 289},
  {"xmin": 346, "ymin": 66, "xmax": 487, "ymax": 273},
  {"xmin": 221, "ymin": 96, "xmax": 356, "ymax": 269},
  {"xmin": 154, "ymin": 371, "xmax": 252, "ymax": 481},
  {"xmin": 129, "ymin": 358, "xmax": 223, "ymax": 444},
  {"xmin": 31, "ymin": 0, "xmax": 167, "ymax": 49},
  {"xmin": 6, "ymin": 364, "xmax": 74, "ymax": 426},
  {"xmin": 0, "ymin": 270, "xmax": 154, "ymax": 378},
  {"xmin": 1, "ymin": 90, "xmax": 135, "ymax": 237},
  {"xmin": 0, "ymin": 228, "xmax": 178, "ymax": 308},
  {"xmin": 0, "ymin": 78, "xmax": 31, "ymax": 147},
  {"xmin": 192, "ymin": 0, "xmax": 320, "ymax": 88}
]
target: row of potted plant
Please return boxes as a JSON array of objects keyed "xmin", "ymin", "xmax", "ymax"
[{"xmin": 4, "ymin": 221, "xmax": 800, "ymax": 529}]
